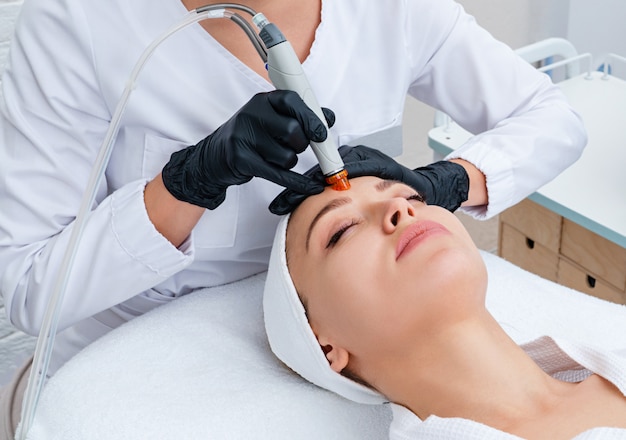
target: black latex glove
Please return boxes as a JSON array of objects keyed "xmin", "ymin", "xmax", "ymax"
[
  {"xmin": 269, "ymin": 145, "xmax": 469, "ymax": 215},
  {"xmin": 162, "ymin": 90, "xmax": 335, "ymax": 209}
]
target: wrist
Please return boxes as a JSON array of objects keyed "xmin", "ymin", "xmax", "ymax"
[
  {"xmin": 145, "ymin": 173, "xmax": 204, "ymax": 248},
  {"xmin": 449, "ymin": 158, "xmax": 487, "ymax": 207}
]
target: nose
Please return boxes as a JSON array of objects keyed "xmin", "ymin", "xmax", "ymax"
[{"xmin": 383, "ymin": 197, "xmax": 416, "ymax": 233}]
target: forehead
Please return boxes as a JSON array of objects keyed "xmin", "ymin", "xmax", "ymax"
[{"xmin": 290, "ymin": 176, "xmax": 380, "ymax": 225}]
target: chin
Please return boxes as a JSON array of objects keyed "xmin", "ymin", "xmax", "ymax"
[{"xmin": 425, "ymin": 245, "xmax": 487, "ymax": 293}]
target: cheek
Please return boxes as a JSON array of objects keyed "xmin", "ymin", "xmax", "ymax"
[
  {"xmin": 317, "ymin": 228, "xmax": 394, "ymax": 292},
  {"xmin": 308, "ymin": 242, "xmax": 394, "ymax": 343}
]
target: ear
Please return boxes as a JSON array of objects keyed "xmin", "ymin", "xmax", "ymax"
[{"xmin": 317, "ymin": 335, "xmax": 350, "ymax": 373}]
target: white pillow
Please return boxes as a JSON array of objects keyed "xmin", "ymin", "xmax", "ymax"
[{"xmin": 25, "ymin": 273, "xmax": 391, "ymax": 440}]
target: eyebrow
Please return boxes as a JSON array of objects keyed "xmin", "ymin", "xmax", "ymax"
[
  {"xmin": 375, "ymin": 179, "xmax": 401, "ymax": 192},
  {"xmin": 305, "ymin": 197, "xmax": 352, "ymax": 251},
  {"xmin": 304, "ymin": 180, "xmax": 403, "ymax": 251}
]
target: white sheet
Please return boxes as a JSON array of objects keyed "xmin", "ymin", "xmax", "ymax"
[{"xmin": 24, "ymin": 252, "xmax": 626, "ymax": 439}]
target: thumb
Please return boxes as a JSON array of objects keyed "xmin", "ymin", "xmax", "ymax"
[{"xmin": 321, "ymin": 107, "xmax": 336, "ymax": 128}]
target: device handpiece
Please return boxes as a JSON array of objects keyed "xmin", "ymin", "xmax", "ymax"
[{"xmin": 253, "ymin": 13, "xmax": 349, "ymax": 191}]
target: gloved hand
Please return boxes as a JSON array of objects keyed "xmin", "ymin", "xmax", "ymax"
[
  {"xmin": 162, "ymin": 90, "xmax": 335, "ymax": 210},
  {"xmin": 269, "ymin": 145, "xmax": 469, "ymax": 215}
]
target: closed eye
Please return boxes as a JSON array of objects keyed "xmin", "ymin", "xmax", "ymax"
[
  {"xmin": 326, "ymin": 219, "xmax": 359, "ymax": 248},
  {"xmin": 407, "ymin": 193, "xmax": 425, "ymax": 203}
]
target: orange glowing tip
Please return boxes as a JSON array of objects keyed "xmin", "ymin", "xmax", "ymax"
[{"xmin": 325, "ymin": 169, "xmax": 350, "ymax": 191}]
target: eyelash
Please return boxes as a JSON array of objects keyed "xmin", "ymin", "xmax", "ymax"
[
  {"xmin": 408, "ymin": 192, "xmax": 425, "ymax": 203},
  {"xmin": 326, "ymin": 219, "xmax": 359, "ymax": 248},
  {"xmin": 325, "ymin": 193, "xmax": 424, "ymax": 248}
]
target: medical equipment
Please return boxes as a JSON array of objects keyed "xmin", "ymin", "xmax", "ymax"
[
  {"xmin": 16, "ymin": 5, "xmax": 344, "ymax": 438},
  {"xmin": 252, "ymin": 13, "xmax": 350, "ymax": 191}
]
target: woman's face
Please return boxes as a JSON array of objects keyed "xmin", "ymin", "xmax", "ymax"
[{"xmin": 286, "ymin": 176, "xmax": 488, "ymax": 367}]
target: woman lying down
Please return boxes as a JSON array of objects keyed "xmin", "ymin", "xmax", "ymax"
[{"xmin": 263, "ymin": 175, "xmax": 626, "ymax": 439}]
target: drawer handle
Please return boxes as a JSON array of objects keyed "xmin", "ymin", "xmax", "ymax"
[
  {"xmin": 586, "ymin": 275, "xmax": 596, "ymax": 288},
  {"xmin": 525, "ymin": 238, "xmax": 535, "ymax": 249}
]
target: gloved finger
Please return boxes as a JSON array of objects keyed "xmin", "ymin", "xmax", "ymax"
[
  {"xmin": 268, "ymin": 161, "xmax": 326, "ymax": 215},
  {"xmin": 260, "ymin": 115, "xmax": 310, "ymax": 156},
  {"xmin": 226, "ymin": 133, "xmax": 300, "ymax": 177},
  {"xmin": 250, "ymin": 159, "xmax": 325, "ymax": 196},
  {"xmin": 338, "ymin": 145, "xmax": 403, "ymax": 180},
  {"xmin": 345, "ymin": 158, "xmax": 435, "ymax": 201},
  {"xmin": 344, "ymin": 160, "xmax": 397, "ymax": 180},
  {"xmin": 269, "ymin": 190, "xmax": 305, "ymax": 215},
  {"xmin": 321, "ymin": 107, "xmax": 336, "ymax": 128},
  {"xmin": 267, "ymin": 90, "xmax": 328, "ymax": 143},
  {"xmin": 260, "ymin": 144, "xmax": 299, "ymax": 170},
  {"xmin": 339, "ymin": 144, "xmax": 390, "ymax": 164},
  {"xmin": 269, "ymin": 180, "xmax": 324, "ymax": 215},
  {"xmin": 336, "ymin": 144, "xmax": 353, "ymax": 158}
]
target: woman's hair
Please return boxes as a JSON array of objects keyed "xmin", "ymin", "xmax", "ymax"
[{"xmin": 263, "ymin": 214, "xmax": 387, "ymax": 405}]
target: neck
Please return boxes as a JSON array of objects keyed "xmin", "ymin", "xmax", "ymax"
[{"xmin": 370, "ymin": 311, "xmax": 574, "ymax": 430}]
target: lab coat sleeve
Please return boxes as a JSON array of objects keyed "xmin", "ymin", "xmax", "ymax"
[
  {"xmin": 0, "ymin": 0, "xmax": 193, "ymax": 334},
  {"xmin": 405, "ymin": 0, "xmax": 587, "ymax": 219}
]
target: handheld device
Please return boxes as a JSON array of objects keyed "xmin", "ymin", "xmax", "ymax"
[{"xmin": 253, "ymin": 13, "xmax": 350, "ymax": 191}]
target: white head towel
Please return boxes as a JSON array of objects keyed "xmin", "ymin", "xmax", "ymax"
[{"xmin": 263, "ymin": 214, "xmax": 388, "ymax": 405}]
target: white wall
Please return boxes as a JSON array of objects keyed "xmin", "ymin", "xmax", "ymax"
[
  {"xmin": 460, "ymin": 0, "xmax": 534, "ymax": 49},
  {"xmin": 567, "ymin": 0, "xmax": 626, "ymax": 73},
  {"xmin": 528, "ymin": 0, "xmax": 570, "ymax": 41}
]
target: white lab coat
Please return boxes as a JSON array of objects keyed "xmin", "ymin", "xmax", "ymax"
[{"xmin": 0, "ymin": 0, "xmax": 586, "ymax": 373}]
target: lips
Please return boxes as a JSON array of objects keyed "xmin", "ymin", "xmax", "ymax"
[{"xmin": 395, "ymin": 221, "xmax": 451, "ymax": 260}]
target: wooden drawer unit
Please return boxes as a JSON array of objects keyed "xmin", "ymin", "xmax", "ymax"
[
  {"xmin": 499, "ymin": 199, "xmax": 626, "ymax": 304},
  {"xmin": 499, "ymin": 223, "xmax": 559, "ymax": 282},
  {"xmin": 499, "ymin": 198, "xmax": 561, "ymax": 253},
  {"xmin": 560, "ymin": 219, "xmax": 626, "ymax": 292},
  {"xmin": 557, "ymin": 258, "xmax": 626, "ymax": 304}
]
